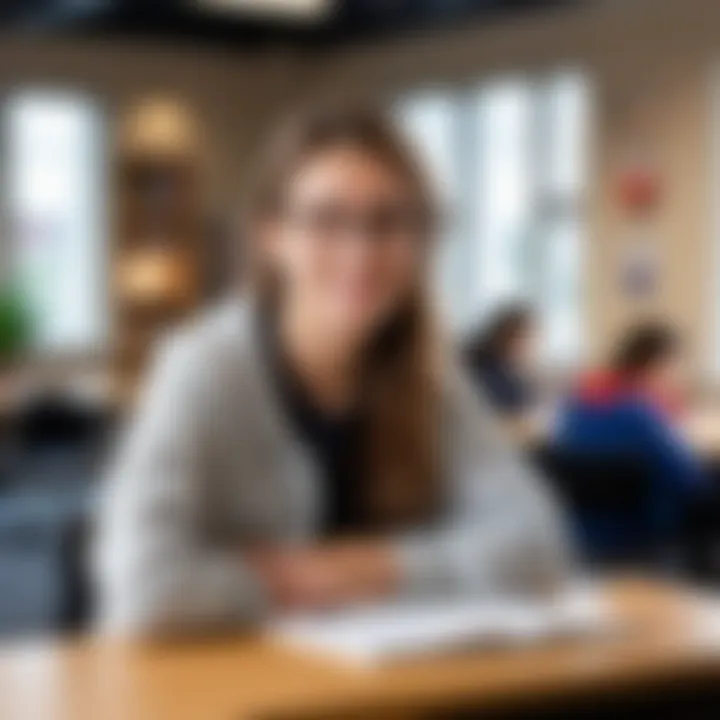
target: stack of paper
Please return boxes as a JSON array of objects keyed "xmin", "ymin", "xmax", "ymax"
[{"xmin": 269, "ymin": 584, "xmax": 612, "ymax": 665}]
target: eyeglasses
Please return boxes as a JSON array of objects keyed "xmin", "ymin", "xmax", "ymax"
[{"xmin": 282, "ymin": 201, "xmax": 428, "ymax": 243}]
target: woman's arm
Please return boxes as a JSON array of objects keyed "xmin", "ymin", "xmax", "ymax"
[
  {"xmin": 246, "ymin": 365, "xmax": 573, "ymax": 610},
  {"xmin": 93, "ymin": 332, "xmax": 267, "ymax": 637},
  {"xmin": 95, "ymin": 340, "xmax": 571, "ymax": 633},
  {"xmin": 246, "ymin": 542, "xmax": 399, "ymax": 610},
  {"xmin": 391, "ymin": 364, "xmax": 574, "ymax": 598}
]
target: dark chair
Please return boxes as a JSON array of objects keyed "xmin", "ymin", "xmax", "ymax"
[
  {"xmin": 531, "ymin": 445, "xmax": 657, "ymax": 566},
  {"xmin": 0, "ymin": 483, "xmax": 93, "ymax": 636},
  {"xmin": 57, "ymin": 517, "xmax": 92, "ymax": 633},
  {"xmin": 0, "ymin": 392, "xmax": 108, "ymax": 635},
  {"xmin": 14, "ymin": 393, "xmax": 112, "ymax": 452}
]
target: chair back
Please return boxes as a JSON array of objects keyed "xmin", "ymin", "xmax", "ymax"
[
  {"xmin": 532, "ymin": 446, "xmax": 651, "ymax": 513},
  {"xmin": 532, "ymin": 445, "xmax": 655, "ymax": 564}
]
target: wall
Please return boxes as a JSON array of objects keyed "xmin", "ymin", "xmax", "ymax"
[
  {"xmin": 0, "ymin": 38, "xmax": 310, "ymax": 208},
  {"xmin": 0, "ymin": 37, "xmax": 311, "ymax": 377},
  {"xmin": 5, "ymin": 1, "xmax": 720, "ymax": 376},
  {"xmin": 303, "ymin": 0, "xmax": 720, "ymax": 374}
]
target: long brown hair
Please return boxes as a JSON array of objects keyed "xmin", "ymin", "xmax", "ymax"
[{"xmin": 245, "ymin": 104, "xmax": 442, "ymax": 529}]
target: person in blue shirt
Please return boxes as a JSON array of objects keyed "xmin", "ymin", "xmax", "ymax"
[
  {"xmin": 465, "ymin": 305, "xmax": 537, "ymax": 416},
  {"xmin": 555, "ymin": 322, "xmax": 706, "ymax": 559}
]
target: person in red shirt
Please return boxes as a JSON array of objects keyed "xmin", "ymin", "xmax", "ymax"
[
  {"xmin": 556, "ymin": 322, "xmax": 705, "ymax": 561},
  {"xmin": 574, "ymin": 323, "xmax": 687, "ymax": 422}
]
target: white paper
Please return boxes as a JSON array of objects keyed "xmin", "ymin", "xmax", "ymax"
[{"xmin": 268, "ymin": 584, "xmax": 613, "ymax": 665}]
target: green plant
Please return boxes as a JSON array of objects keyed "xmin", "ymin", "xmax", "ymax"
[{"xmin": 0, "ymin": 283, "xmax": 33, "ymax": 366}]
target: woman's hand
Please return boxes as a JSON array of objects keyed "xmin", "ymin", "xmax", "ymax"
[{"xmin": 246, "ymin": 542, "xmax": 399, "ymax": 611}]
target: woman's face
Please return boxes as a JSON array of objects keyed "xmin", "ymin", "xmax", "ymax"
[{"xmin": 265, "ymin": 144, "xmax": 426, "ymax": 345}]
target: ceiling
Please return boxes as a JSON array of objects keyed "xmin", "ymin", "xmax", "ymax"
[{"xmin": 0, "ymin": 0, "xmax": 585, "ymax": 50}]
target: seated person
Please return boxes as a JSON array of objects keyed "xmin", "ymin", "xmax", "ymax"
[
  {"xmin": 555, "ymin": 322, "xmax": 705, "ymax": 557},
  {"xmin": 94, "ymin": 106, "xmax": 570, "ymax": 636},
  {"xmin": 464, "ymin": 305, "xmax": 537, "ymax": 416}
]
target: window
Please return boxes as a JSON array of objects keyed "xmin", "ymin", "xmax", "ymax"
[
  {"xmin": 397, "ymin": 71, "xmax": 590, "ymax": 366},
  {"xmin": 4, "ymin": 91, "xmax": 106, "ymax": 353},
  {"xmin": 396, "ymin": 91, "xmax": 462, "ymax": 324}
]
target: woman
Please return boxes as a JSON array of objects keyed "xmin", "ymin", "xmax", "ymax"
[
  {"xmin": 95, "ymin": 106, "xmax": 569, "ymax": 635},
  {"xmin": 465, "ymin": 305, "xmax": 537, "ymax": 416}
]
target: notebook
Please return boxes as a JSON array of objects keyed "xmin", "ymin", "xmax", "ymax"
[{"xmin": 268, "ymin": 583, "xmax": 613, "ymax": 665}]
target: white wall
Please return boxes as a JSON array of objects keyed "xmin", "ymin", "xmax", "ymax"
[
  {"xmin": 6, "ymin": 0, "xmax": 720, "ymax": 376},
  {"xmin": 0, "ymin": 38, "xmax": 311, "ymax": 207},
  {"xmin": 0, "ymin": 37, "xmax": 311, "ymax": 376},
  {"xmin": 300, "ymin": 0, "xmax": 720, "ymax": 373}
]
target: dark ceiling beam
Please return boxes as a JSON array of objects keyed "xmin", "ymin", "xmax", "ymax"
[{"xmin": 0, "ymin": 0, "xmax": 588, "ymax": 50}]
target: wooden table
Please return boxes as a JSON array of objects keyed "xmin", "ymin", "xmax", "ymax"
[
  {"xmin": 1, "ymin": 578, "xmax": 720, "ymax": 720},
  {"xmin": 505, "ymin": 408, "xmax": 720, "ymax": 459}
]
